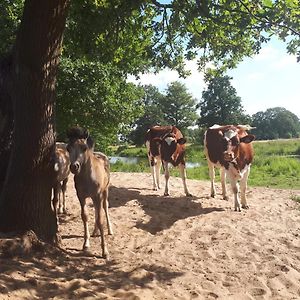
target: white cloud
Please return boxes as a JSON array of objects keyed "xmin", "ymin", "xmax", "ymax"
[
  {"xmin": 247, "ymin": 72, "xmax": 265, "ymax": 81},
  {"xmin": 253, "ymin": 45, "xmax": 279, "ymax": 61},
  {"xmin": 127, "ymin": 59, "xmax": 206, "ymax": 99},
  {"xmin": 272, "ymin": 54, "xmax": 298, "ymax": 69}
]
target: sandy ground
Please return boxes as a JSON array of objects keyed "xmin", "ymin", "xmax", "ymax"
[{"xmin": 1, "ymin": 171, "xmax": 300, "ymax": 300}]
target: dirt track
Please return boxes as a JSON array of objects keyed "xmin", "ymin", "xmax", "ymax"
[{"xmin": 1, "ymin": 172, "xmax": 300, "ymax": 299}]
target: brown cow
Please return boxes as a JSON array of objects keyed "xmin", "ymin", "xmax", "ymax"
[
  {"xmin": 145, "ymin": 125, "xmax": 191, "ymax": 196},
  {"xmin": 204, "ymin": 124, "xmax": 255, "ymax": 211},
  {"xmin": 66, "ymin": 127, "xmax": 113, "ymax": 259},
  {"xmin": 52, "ymin": 143, "xmax": 70, "ymax": 215}
]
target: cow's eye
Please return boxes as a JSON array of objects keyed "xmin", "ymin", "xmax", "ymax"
[
  {"xmin": 231, "ymin": 139, "xmax": 239, "ymax": 146},
  {"xmin": 222, "ymin": 139, "xmax": 228, "ymax": 150}
]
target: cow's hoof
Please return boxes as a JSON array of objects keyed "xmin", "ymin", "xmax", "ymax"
[
  {"xmin": 102, "ymin": 252, "xmax": 109, "ymax": 260},
  {"xmin": 83, "ymin": 245, "xmax": 90, "ymax": 251},
  {"xmin": 223, "ymin": 196, "xmax": 229, "ymax": 201},
  {"xmin": 186, "ymin": 193, "xmax": 193, "ymax": 197},
  {"xmin": 164, "ymin": 192, "xmax": 170, "ymax": 196},
  {"xmin": 242, "ymin": 205, "xmax": 249, "ymax": 209}
]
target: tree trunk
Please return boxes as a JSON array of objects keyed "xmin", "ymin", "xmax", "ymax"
[
  {"xmin": 0, "ymin": 0, "xmax": 70, "ymax": 243},
  {"xmin": 0, "ymin": 55, "xmax": 13, "ymax": 193}
]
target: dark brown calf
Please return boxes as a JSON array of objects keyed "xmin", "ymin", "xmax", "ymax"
[
  {"xmin": 52, "ymin": 143, "xmax": 70, "ymax": 215},
  {"xmin": 66, "ymin": 127, "xmax": 112, "ymax": 259},
  {"xmin": 145, "ymin": 125, "xmax": 191, "ymax": 196},
  {"xmin": 204, "ymin": 124, "xmax": 255, "ymax": 211}
]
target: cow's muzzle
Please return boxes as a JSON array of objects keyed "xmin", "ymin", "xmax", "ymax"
[
  {"xmin": 223, "ymin": 152, "xmax": 235, "ymax": 162},
  {"xmin": 70, "ymin": 161, "xmax": 80, "ymax": 174}
]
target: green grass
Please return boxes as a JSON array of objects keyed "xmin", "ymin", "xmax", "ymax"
[
  {"xmin": 110, "ymin": 139, "xmax": 300, "ymax": 190},
  {"xmin": 291, "ymin": 194, "xmax": 300, "ymax": 203},
  {"xmin": 114, "ymin": 145, "xmax": 147, "ymax": 157}
]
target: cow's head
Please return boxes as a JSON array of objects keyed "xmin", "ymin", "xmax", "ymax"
[
  {"xmin": 154, "ymin": 133, "xmax": 186, "ymax": 164},
  {"xmin": 66, "ymin": 127, "xmax": 94, "ymax": 174},
  {"xmin": 219, "ymin": 128, "xmax": 255, "ymax": 163}
]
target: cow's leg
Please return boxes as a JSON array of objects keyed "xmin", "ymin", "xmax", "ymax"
[
  {"xmin": 59, "ymin": 178, "xmax": 68, "ymax": 214},
  {"xmin": 179, "ymin": 163, "xmax": 192, "ymax": 196},
  {"xmin": 93, "ymin": 194, "xmax": 109, "ymax": 259},
  {"xmin": 102, "ymin": 188, "xmax": 113, "ymax": 235},
  {"xmin": 155, "ymin": 157, "xmax": 162, "ymax": 189},
  {"xmin": 92, "ymin": 207, "xmax": 99, "ymax": 237},
  {"xmin": 79, "ymin": 197, "xmax": 91, "ymax": 249},
  {"xmin": 163, "ymin": 161, "xmax": 170, "ymax": 196},
  {"xmin": 52, "ymin": 185, "xmax": 59, "ymax": 226},
  {"xmin": 91, "ymin": 189, "xmax": 113, "ymax": 237},
  {"xmin": 52, "ymin": 186, "xmax": 59, "ymax": 214},
  {"xmin": 149, "ymin": 155, "xmax": 158, "ymax": 190},
  {"xmin": 220, "ymin": 167, "xmax": 228, "ymax": 200},
  {"xmin": 240, "ymin": 165, "xmax": 251, "ymax": 209},
  {"xmin": 207, "ymin": 161, "xmax": 216, "ymax": 198},
  {"xmin": 228, "ymin": 176, "xmax": 241, "ymax": 212}
]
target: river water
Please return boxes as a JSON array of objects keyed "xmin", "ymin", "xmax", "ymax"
[{"xmin": 108, "ymin": 156, "xmax": 201, "ymax": 168}]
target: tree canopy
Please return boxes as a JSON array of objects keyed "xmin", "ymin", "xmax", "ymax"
[
  {"xmin": 197, "ymin": 74, "xmax": 251, "ymax": 128},
  {"xmin": 2, "ymin": 1, "xmax": 300, "ymax": 74},
  {"xmin": 128, "ymin": 85, "xmax": 165, "ymax": 145},
  {"xmin": 129, "ymin": 82, "xmax": 198, "ymax": 145},
  {"xmin": 252, "ymin": 107, "xmax": 300, "ymax": 140},
  {"xmin": 160, "ymin": 81, "xmax": 198, "ymax": 129},
  {"xmin": 1, "ymin": 1, "xmax": 299, "ymax": 146}
]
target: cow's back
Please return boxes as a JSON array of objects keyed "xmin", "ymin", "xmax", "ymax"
[
  {"xmin": 145, "ymin": 126, "xmax": 174, "ymax": 157},
  {"xmin": 204, "ymin": 126, "xmax": 231, "ymax": 164}
]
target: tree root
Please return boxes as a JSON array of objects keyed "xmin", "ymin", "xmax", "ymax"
[{"xmin": 0, "ymin": 230, "xmax": 61, "ymax": 258}]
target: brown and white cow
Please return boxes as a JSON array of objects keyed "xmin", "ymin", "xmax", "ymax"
[
  {"xmin": 204, "ymin": 124, "xmax": 255, "ymax": 211},
  {"xmin": 145, "ymin": 125, "xmax": 191, "ymax": 196}
]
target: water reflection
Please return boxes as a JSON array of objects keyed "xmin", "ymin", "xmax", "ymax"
[{"xmin": 108, "ymin": 156, "xmax": 201, "ymax": 168}]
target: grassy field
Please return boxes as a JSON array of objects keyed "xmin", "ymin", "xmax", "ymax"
[{"xmin": 110, "ymin": 139, "xmax": 300, "ymax": 190}]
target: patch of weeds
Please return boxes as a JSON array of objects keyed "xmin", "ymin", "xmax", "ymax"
[{"xmin": 290, "ymin": 194, "xmax": 300, "ymax": 203}]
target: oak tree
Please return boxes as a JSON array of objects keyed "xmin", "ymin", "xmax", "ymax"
[{"xmin": 0, "ymin": 0, "xmax": 299, "ymax": 243}]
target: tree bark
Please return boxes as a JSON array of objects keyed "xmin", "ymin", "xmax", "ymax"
[
  {"xmin": 0, "ymin": 0, "xmax": 70, "ymax": 243},
  {"xmin": 0, "ymin": 55, "xmax": 13, "ymax": 193}
]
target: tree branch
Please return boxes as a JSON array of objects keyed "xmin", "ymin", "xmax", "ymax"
[
  {"xmin": 151, "ymin": 0, "xmax": 173, "ymax": 9},
  {"xmin": 237, "ymin": 0, "xmax": 300, "ymax": 36}
]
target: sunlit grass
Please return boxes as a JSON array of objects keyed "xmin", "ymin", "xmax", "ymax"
[{"xmin": 291, "ymin": 194, "xmax": 300, "ymax": 203}]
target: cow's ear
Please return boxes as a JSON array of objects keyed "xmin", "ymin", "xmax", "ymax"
[
  {"xmin": 81, "ymin": 128, "xmax": 89, "ymax": 139},
  {"xmin": 240, "ymin": 134, "xmax": 255, "ymax": 144},
  {"xmin": 177, "ymin": 138, "xmax": 187, "ymax": 145}
]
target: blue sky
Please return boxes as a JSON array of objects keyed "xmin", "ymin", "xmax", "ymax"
[{"xmin": 128, "ymin": 37, "xmax": 300, "ymax": 118}]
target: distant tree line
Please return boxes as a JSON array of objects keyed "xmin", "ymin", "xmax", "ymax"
[{"xmin": 127, "ymin": 74, "xmax": 300, "ymax": 145}]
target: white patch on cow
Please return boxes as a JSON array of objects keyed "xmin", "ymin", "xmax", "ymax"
[
  {"xmin": 165, "ymin": 137, "xmax": 175, "ymax": 145},
  {"xmin": 237, "ymin": 124, "xmax": 256, "ymax": 131},
  {"xmin": 227, "ymin": 163, "xmax": 242, "ymax": 180},
  {"xmin": 54, "ymin": 162, "xmax": 59, "ymax": 172},
  {"xmin": 209, "ymin": 124, "xmax": 221, "ymax": 129},
  {"xmin": 227, "ymin": 162, "xmax": 251, "ymax": 181},
  {"xmin": 240, "ymin": 164, "xmax": 251, "ymax": 177},
  {"xmin": 224, "ymin": 129, "xmax": 237, "ymax": 140}
]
